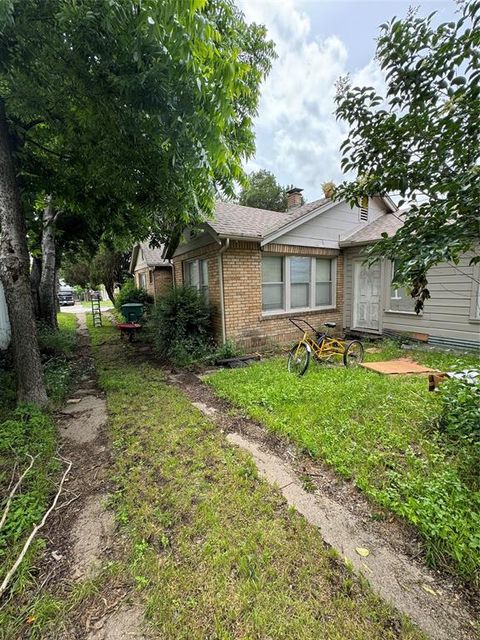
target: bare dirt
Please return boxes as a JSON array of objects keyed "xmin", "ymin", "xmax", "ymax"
[
  {"xmin": 35, "ymin": 314, "xmax": 146, "ymax": 640},
  {"xmin": 168, "ymin": 370, "xmax": 479, "ymax": 640}
]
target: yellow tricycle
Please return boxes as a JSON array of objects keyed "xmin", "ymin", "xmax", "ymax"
[{"xmin": 287, "ymin": 318, "xmax": 364, "ymax": 376}]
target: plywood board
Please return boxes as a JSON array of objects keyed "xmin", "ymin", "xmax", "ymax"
[{"xmin": 360, "ymin": 358, "xmax": 437, "ymax": 375}]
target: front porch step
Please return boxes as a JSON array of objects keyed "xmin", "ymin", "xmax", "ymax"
[{"xmin": 344, "ymin": 329, "xmax": 383, "ymax": 341}]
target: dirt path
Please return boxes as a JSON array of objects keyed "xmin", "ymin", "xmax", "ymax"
[
  {"xmin": 168, "ymin": 371, "xmax": 478, "ymax": 640},
  {"xmin": 46, "ymin": 314, "xmax": 146, "ymax": 639}
]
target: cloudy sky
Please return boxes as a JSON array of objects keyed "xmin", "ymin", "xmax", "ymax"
[{"xmin": 237, "ymin": 0, "xmax": 457, "ymax": 201}]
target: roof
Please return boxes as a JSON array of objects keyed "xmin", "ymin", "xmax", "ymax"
[
  {"xmin": 206, "ymin": 198, "xmax": 329, "ymax": 240},
  {"xmin": 130, "ymin": 241, "xmax": 171, "ymax": 273},
  {"xmin": 339, "ymin": 213, "xmax": 404, "ymax": 247}
]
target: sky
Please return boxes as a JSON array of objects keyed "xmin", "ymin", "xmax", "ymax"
[{"xmin": 237, "ymin": 0, "xmax": 458, "ymax": 201}]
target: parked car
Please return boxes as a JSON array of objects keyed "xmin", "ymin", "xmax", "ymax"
[{"xmin": 58, "ymin": 287, "xmax": 75, "ymax": 306}]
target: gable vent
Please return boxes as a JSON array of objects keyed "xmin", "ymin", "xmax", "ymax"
[{"xmin": 359, "ymin": 196, "xmax": 369, "ymax": 222}]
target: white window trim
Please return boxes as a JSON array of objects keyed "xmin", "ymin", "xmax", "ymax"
[
  {"xmin": 387, "ymin": 260, "xmax": 418, "ymax": 314},
  {"xmin": 469, "ymin": 263, "xmax": 480, "ymax": 323},
  {"xmin": 184, "ymin": 258, "xmax": 209, "ymax": 297},
  {"xmin": 262, "ymin": 255, "xmax": 337, "ymax": 317}
]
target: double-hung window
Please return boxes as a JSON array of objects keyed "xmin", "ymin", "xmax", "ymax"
[
  {"xmin": 262, "ymin": 255, "xmax": 336, "ymax": 313},
  {"xmin": 185, "ymin": 258, "xmax": 209, "ymax": 300},
  {"xmin": 262, "ymin": 256, "xmax": 284, "ymax": 312},
  {"xmin": 389, "ymin": 261, "xmax": 415, "ymax": 312}
]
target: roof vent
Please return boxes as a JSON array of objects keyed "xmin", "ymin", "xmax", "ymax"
[{"xmin": 286, "ymin": 187, "xmax": 303, "ymax": 211}]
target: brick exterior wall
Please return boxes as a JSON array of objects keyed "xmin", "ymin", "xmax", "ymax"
[
  {"xmin": 172, "ymin": 242, "xmax": 223, "ymax": 340},
  {"xmin": 134, "ymin": 266, "xmax": 172, "ymax": 302},
  {"xmin": 173, "ymin": 240, "xmax": 345, "ymax": 350}
]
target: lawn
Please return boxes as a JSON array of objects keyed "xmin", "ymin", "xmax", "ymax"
[
  {"xmin": 79, "ymin": 319, "xmax": 423, "ymax": 640},
  {"xmin": 207, "ymin": 342, "xmax": 480, "ymax": 586}
]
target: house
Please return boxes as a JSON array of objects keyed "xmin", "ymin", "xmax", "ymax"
[
  {"xmin": 129, "ymin": 241, "xmax": 173, "ymax": 302},
  {"xmin": 170, "ymin": 189, "xmax": 480, "ymax": 351},
  {"xmin": 0, "ymin": 282, "xmax": 11, "ymax": 350}
]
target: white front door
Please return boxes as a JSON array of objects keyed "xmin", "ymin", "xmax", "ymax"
[{"xmin": 353, "ymin": 261, "xmax": 381, "ymax": 332}]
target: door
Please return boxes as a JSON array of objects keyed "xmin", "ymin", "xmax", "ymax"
[{"xmin": 353, "ymin": 261, "xmax": 381, "ymax": 332}]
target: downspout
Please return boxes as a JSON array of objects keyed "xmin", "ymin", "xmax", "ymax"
[{"xmin": 218, "ymin": 238, "xmax": 230, "ymax": 344}]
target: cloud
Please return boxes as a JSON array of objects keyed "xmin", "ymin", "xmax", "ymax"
[{"xmin": 238, "ymin": 0, "xmax": 386, "ymax": 201}]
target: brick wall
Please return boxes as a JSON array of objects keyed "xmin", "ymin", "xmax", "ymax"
[
  {"xmin": 173, "ymin": 240, "xmax": 345, "ymax": 350},
  {"xmin": 172, "ymin": 242, "xmax": 223, "ymax": 340},
  {"xmin": 223, "ymin": 241, "xmax": 343, "ymax": 350},
  {"xmin": 134, "ymin": 266, "xmax": 172, "ymax": 302},
  {"xmin": 153, "ymin": 267, "xmax": 173, "ymax": 301}
]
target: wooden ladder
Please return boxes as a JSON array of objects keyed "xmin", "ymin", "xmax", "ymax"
[{"xmin": 91, "ymin": 297, "xmax": 102, "ymax": 327}]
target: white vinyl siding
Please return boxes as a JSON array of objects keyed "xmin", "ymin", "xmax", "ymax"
[
  {"xmin": 185, "ymin": 258, "xmax": 209, "ymax": 299},
  {"xmin": 262, "ymin": 255, "xmax": 336, "ymax": 314}
]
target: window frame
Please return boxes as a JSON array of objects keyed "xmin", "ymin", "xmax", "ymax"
[
  {"xmin": 469, "ymin": 263, "xmax": 480, "ymax": 323},
  {"xmin": 184, "ymin": 258, "xmax": 209, "ymax": 300},
  {"xmin": 261, "ymin": 254, "xmax": 337, "ymax": 316},
  {"xmin": 387, "ymin": 260, "xmax": 417, "ymax": 314},
  {"xmin": 139, "ymin": 272, "xmax": 147, "ymax": 289}
]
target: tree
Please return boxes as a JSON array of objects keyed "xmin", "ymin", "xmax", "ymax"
[
  {"xmin": 335, "ymin": 1, "xmax": 480, "ymax": 312},
  {"xmin": 90, "ymin": 246, "xmax": 130, "ymax": 305},
  {"xmin": 0, "ymin": 0, "xmax": 274, "ymax": 403},
  {"xmin": 239, "ymin": 170, "xmax": 288, "ymax": 211}
]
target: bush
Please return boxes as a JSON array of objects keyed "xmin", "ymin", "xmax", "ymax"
[
  {"xmin": 438, "ymin": 377, "xmax": 480, "ymax": 445},
  {"xmin": 115, "ymin": 279, "xmax": 153, "ymax": 310},
  {"xmin": 152, "ymin": 286, "xmax": 213, "ymax": 367}
]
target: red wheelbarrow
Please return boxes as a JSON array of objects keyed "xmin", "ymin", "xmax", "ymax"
[{"xmin": 116, "ymin": 322, "xmax": 141, "ymax": 343}]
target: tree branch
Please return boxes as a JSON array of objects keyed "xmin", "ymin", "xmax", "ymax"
[
  {"xmin": 0, "ymin": 455, "xmax": 37, "ymax": 532},
  {"xmin": 0, "ymin": 457, "xmax": 72, "ymax": 599}
]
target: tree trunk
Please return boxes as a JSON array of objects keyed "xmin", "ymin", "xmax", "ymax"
[
  {"xmin": 0, "ymin": 101, "xmax": 48, "ymax": 406},
  {"xmin": 38, "ymin": 199, "xmax": 58, "ymax": 329},
  {"xmin": 30, "ymin": 256, "xmax": 42, "ymax": 319},
  {"xmin": 105, "ymin": 283, "xmax": 115, "ymax": 306}
]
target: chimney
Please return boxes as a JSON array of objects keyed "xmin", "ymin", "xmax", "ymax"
[{"xmin": 286, "ymin": 187, "xmax": 303, "ymax": 211}]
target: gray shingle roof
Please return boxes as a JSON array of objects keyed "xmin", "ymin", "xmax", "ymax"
[
  {"xmin": 339, "ymin": 213, "xmax": 404, "ymax": 246},
  {"xmin": 208, "ymin": 198, "xmax": 330, "ymax": 239},
  {"xmin": 138, "ymin": 241, "xmax": 170, "ymax": 267}
]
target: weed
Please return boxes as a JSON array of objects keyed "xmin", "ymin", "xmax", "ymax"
[{"xmin": 208, "ymin": 347, "xmax": 480, "ymax": 586}]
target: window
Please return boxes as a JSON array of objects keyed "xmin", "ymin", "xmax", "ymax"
[
  {"xmin": 359, "ymin": 196, "xmax": 369, "ymax": 222},
  {"xmin": 315, "ymin": 259, "xmax": 333, "ymax": 306},
  {"xmin": 290, "ymin": 257, "xmax": 311, "ymax": 308},
  {"xmin": 149, "ymin": 270, "xmax": 153, "ymax": 284},
  {"xmin": 389, "ymin": 261, "xmax": 415, "ymax": 312},
  {"xmin": 262, "ymin": 256, "xmax": 284, "ymax": 311},
  {"xmin": 139, "ymin": 272, "xmax": 147, "ymax": 289},
  {"xmin": 185, "ymin": 258, "xmax": 209, "ymax": 299},
  {"xmin": 261, "ymin": 255, "xmax": 336, "ymax": 313}
]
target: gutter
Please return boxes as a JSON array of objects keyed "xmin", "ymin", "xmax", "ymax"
[{"xmin": 218, "ymin": 238, "xmax": 230, "ymax": 344}]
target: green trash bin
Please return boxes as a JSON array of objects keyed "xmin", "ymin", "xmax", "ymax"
[{"xmin": 121, "ymin": 303, "xmax": 144, "ymax": 322}]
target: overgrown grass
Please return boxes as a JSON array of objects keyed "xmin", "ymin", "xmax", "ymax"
[
  {"xmin": 0, "ymin": 313, "xmax": 77, "ymax": 635},
  {"xmin": 83, "ymin": 318, "xmax": 424, "ymax": 639},
  {"xmin": 207, "ymin": 342, "xmax": 480, "ymax": 586}
]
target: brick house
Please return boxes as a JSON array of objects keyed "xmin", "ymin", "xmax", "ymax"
[
  {"xmin": 130, "ymin": 241, "xmax": 173, "ymax": 303},
  {"xmin": 170, "ymin": 189, "xmax": 398, "ymax": 349}
]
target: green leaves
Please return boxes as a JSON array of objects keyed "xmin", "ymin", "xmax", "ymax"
[
  {"xmin": 335, "ymin": 2, "xmax": 480, "ymax": 312},
  {"xmin": 2, "ymin": 0, "xmax": 275, "ymax": 249}
]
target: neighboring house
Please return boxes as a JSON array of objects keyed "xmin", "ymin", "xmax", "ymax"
[
  {"xmin": 130, "ymin": 241, "xmax": 173, "ymax": 302},
  {"xmin": 170, "ymin": 189, "xmax": 480, "ymax": 351},
  {"xmin": 0, "ymin": 282, "xmax": 11, "ymax": 350}
]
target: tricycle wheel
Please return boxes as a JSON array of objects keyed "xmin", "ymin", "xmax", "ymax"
[
  {"xmin": 343, "ymin": 340, "xmax": 364, "ymax": 367},
  {"xmin": 287, "ymin": 342, "xmax": 310, "ymax": 376}
]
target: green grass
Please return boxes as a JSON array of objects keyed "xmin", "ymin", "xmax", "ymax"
[
  {"xmin": 78, "ymin": 318, "xmax": 424, "ymax": 640},
  {"xmin": 80, "ymin": 300, "xmax": 112, "ymax": 308},
  {"xmin": 207, "ymin": 342, "xmax": 480, "ymax": 585},
  {"xmin": 0, "ymin": 313, "xmax": 78, "ymax": 636}
]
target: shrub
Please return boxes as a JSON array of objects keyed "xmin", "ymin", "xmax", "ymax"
[
  {"xmin": 438, "ymin": 377, "xmax": 480, "ymax": 445},
  {"xmin": 151, "ymin": 286, "xmax": 213, "ymax": 367},
  {"xmin": 115, "ymin": 279, "xmax": 153, "ymax": 310}
]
